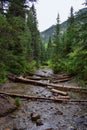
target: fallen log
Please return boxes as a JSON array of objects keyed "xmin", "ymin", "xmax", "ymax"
[
  {"xmin": 0, "ymin": 91, "xmax": 68, "ymax": 102},
  {"xmin": 25, "ymin": 76, "xmax": 51, "ymax": 81},
  {"xmin": 52, "ymin": 77, "xmax": 71, "ymax": 83},
  {"xmin": 0, "ymin": 91, "xmax": 87, "ymax": 102},
  {"xmin": 55, "ymin": 95, "xmax": 70, "ymax": 99},
  {"xmin": 51, "ymin": 89, "xmax": 68, "ymax": 96},
  {"xmin": 8, "ymin": 74, "xmax": 87, "ymax": 92},
  {"xmin": 27, "ymin": 72, "xmax": 50, "ymax": 78},
  {"xmin": 50, "ymin": 75, "xmax": 71, "ymax": 81},
  {"xmin": 52, "ymin": 73, "xmax": 70, "ymax": 78}
]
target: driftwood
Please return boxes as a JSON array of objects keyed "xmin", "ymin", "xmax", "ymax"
[
  {"xmin": 55, "ymin": 95, "xmax": 70, "ymax": 99},
  {"xmin": 52, "ymin": 73, "xmax": 70, "ymax": 78},
  {"xmin": 51, "ymin": 89, "xmax": 68, "ymax": 96},
  {"xmin": 25, "ymin": 76, "xmax": 71, "ymax": 83},
  {"xmin": 27, "ymin": 72, "xmax": 71, "ymax": 80},
  {"xmin": 52, "ymin": 77, "xmax": 71, "ymax": 83},
  {"xmin": 0, "ymin": 91, "xmax": 68, "ymax": 102},
  {"xmin": 27, "ymin": 72, "xmax": 50, "ymax": 78},
  {"xmin": 8, "ymin": 74, "xmax": 87, "ymax": 92},
  {"xmin": 0, "ymin": 91, "xmax": 87, "ymax": 102},
  {"xmin": 25, "ymin": 76, "xmax": 50, "ymax": 81}
]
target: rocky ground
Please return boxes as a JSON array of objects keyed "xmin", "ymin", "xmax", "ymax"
[{"xmin": 0, "ymin": 68, "xmax": 87, "ymax": 130}]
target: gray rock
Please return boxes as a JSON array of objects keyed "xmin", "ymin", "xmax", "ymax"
[{"xmin": 68, "ymin": 126, "xmax": 77, "ymax": 130}]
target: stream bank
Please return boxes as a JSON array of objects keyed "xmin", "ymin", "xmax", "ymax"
[{"xmin": 0, "ymin": 68, "xmax": 87, "ymax": 130}]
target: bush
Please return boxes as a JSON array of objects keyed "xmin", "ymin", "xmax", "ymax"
[{"xmin": 26, "ymin": 60, "xmax": 36, "ymax": 72}]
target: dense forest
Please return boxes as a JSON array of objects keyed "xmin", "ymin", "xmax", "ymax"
[
  {"xmin": 46, "ymin": 5, "xmax": 87, "ymax": 82},
  {"xmin": 0, "ymin": 0, "xmax": 45, "ymax": 82},
  {"xmin": 0, "ymin": 0, "xmax": 87, "ymax": 84}
]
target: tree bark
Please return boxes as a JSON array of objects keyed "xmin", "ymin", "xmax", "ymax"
[
  {"xmin": 0, "ymin": 91, "xmax": 68, "ymax": 102},
  {"xmin": 0, "ymin": 91, "xmax": 87, "ymax": 102},
  {"xmin": 51, "ymin": 89, "xmax": 68, "ymax": 96}
]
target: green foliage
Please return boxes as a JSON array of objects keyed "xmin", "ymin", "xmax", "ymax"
[
  {"xmin": 47, "ymin": 7, "xmax": 87, "ymax": 82},
  {"xmin": 15, "ymin": 97, "xmax": 21, "ymax": 106},
  {"xmin": 0, "ymin": 63, "xmax": 7, "ymax": 82},
  {"xmin": 27, "ymin": 5, "xmax": 42, "ymax": 65},
  {"xmin": 0, "ymin": 0, "xmax": 42, "ymax": 82},
  {"xmin": 26, "ymin": 60, "xmax": 36, "ymax": 72}
]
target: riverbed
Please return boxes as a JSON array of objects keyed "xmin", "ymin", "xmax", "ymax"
[{"xmin": 0, "ymin": 68, "xmax": 87, "ymax": 130}]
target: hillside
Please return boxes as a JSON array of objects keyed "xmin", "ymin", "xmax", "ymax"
[
  {"xmin": 40, "ymin": 7, "xmax": 87, "ymax": 42},
  {"xmin": 40, "ymin": 21, "xmax": 67, "ymax": 42}
]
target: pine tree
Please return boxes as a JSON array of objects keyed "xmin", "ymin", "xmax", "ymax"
[
  {"xmin": 51, "ymin": 13, "xmax": 61, "ymax": 72},
  {"xmin": 28, "ymin": 4, "xmax": 41, "ymax": 65},
  {"xmin": 65, "ymin": 6, "xmax": 75, "ymax": 54},
  {"xmin": 47, "ymin": 36, "xmax": 53, "ymax": 60}
]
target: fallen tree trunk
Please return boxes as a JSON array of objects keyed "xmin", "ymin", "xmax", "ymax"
[
  {"xmin": 0, "ymin": 91, "xmax": 68, "ymax": 102},
  {"xmin": 51, "ymin": 89, "xmax": 68, "ymax": 96},
  {"xmin": 56, "ymin": 78, "xmax": 71, "ymax": 83},
  {"xmin": 52, "ymin": 77, "xmax": 71, "ymax": 83},
  {"xmin": 0, "ymin": 91, "xmax": 87, "ymax": 102},
  {"xmin": 27, "ymin": 72, "xmax": 50, "ymax": 78},
  {"xmin": 8, "ymin": 74, "xmax": 87, "ymax": 92},
  {"xmin": 25, "ymin": 76, "xmax": 51, "ymax": 81},
  {"xmin": 56, "ymin": 95, "xmax": 70, "ymax": 99}
]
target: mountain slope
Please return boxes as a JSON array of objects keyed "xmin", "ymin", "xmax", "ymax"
[{"xmin": 40, "ymin": 7, "xmax": 87, "ymax": 42}]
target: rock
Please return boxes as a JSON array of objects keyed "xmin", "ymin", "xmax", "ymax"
[
  {"xmin": 0, "ymin": 94, "xmax": 17, "ymax": 117},
  {"xmin": 36, "ymin": 119, "xmax": 44, "ymax": 126},
  {"xmin": 68, "ymin": 126, "xmax": 77, "ymax": 130},
  {"xmin": 31, "ymin": 112, "xmax": 41, "ymax": 122},
  {"xmin": 54, "ymin": 110, "xmax": 63, "ymax": 115}
]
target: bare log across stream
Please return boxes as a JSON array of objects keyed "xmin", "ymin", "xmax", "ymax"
[
  {"xmin": 0, "ymin": 91, "xmax": 68, "ymax": 102},
  {"xmin": 52, "ymin": 77, "xmax": 72, "ymax": 83},
  {"xmin": 0, "ymin": 91, "xmax": 87, "ymax": 102},
  {"xmin": 51, "ymin": 89, "xmax": 68, "ymax": 96},
  {"xmin": 26, "ymin": 72, "xmax": 50, "ymax": 78},
  {"xmin": 8, "ymin": 73, "xmax": 87, "ymax": 92},
  {"xmin": 27, "ymin": 72, "xmax": 71, "ymax": 80}
]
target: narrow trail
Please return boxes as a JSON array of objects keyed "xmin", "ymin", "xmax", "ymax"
[{"xmin": 0, "ymin": 68, "xmax": 87, "ymax": 130}]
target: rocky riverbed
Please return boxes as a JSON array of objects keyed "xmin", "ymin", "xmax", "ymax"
[{"xmin": 0, "ymin": 68, "xmax": 87, "ymax": 130}]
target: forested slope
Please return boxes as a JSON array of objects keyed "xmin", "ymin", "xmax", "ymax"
[
  {"xmin": 45, "ymin": 7, "xmax": 87, "ymax": 82},
  {"xmin": 41, "ymin": 8, "xmax": 87, "ymax": 42},
  {"xmin": 0, "ymin": 0, "xmax": 45, "ymax": 82}
]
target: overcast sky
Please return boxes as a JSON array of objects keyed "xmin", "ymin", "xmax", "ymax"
[{"xmin": 35, "ymin": 0, "xmax": 85, "ymax": 32}]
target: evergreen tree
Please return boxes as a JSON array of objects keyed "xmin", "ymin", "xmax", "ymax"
[
  {"xmin": 28, "ymin": 4, "xmax": 41, "ymax": 65},
  {"xmin": 65, "ymin": 6, "xmax": 75, "ymax": 54},
  {"xmin": 51, "ymin": 13, "xmax": 61, "ymax": 72},
  {"xmin": 47, "ymin": 36, "xmax": 53, "ymax": 60}
]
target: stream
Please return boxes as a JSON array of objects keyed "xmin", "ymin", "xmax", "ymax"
[{"xmin": 0, "ymin": 68, "xmax": 87, "ymax": 130}]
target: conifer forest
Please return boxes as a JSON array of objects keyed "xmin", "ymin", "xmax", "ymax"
[
  {"xmin": 0, "ymin": 0, "xmax": 87, "ymax": 83},
  {"xmin": 0, "ymin": 1, "xmax": 87, "ymax": 129}
]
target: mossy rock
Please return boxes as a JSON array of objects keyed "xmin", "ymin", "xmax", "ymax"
[{"xmin": 31, "ymin": 112, "xmax": 41, "ymax": 122}]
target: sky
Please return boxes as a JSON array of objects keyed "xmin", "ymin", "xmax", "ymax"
[{"xmin": 35, "ymin": 0, "xmax": 85, "ymax": 32}]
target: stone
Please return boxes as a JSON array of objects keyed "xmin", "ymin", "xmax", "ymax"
[
  {"xmin": 31, "ymin": 112, "xmax": 41, "ymax": 122},
  {"xmin": 68, "ymin": 126, "xmax": 77, "ymax": 130},
  {"xmin": 36, "ymin": 119, "xmax": 44, "ymax": 126},
  {"xmin": 54, "ymin": 110, "xmax": 63, "ymax": 115}
]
